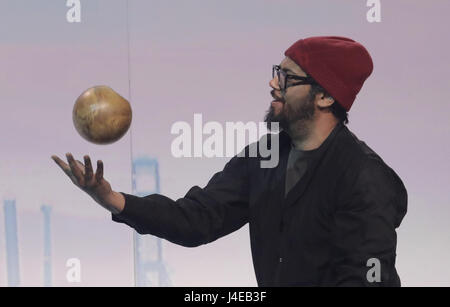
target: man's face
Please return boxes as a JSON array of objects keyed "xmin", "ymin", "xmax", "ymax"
[{"xmin": 265, "ymin": 57, "xmax": 315, "ymax": 131}]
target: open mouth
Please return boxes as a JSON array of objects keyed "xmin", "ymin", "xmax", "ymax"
[{"xmin": 270, "ymin": 90, "xmax": 284, "ymax": 104}]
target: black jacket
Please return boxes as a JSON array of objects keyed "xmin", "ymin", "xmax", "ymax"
[{"xmin": 112, "ymin": 122, "xmax": 408, "ymax": 286}]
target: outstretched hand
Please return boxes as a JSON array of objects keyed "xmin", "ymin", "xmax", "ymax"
[{"xmin": 51, "ymin": 153, "xmax": 124, "ymax": 214}]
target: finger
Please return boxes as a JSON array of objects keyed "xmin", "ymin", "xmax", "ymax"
[
  {"xmin": 95, "ymin": 160, "xmax": 104, "ymax": 182},
  {"xmin": 66, "ymin": 153, "xmax": 84, "ymax": 185},
  {"xmin": 84, "ymin": 155, "xmax": 94, "ymax": 181},
  {"xmin": 52, "ymin": 155, "xmax": 79, "ymax": 184},
  {"xmin": 75, "ymin": 160, "xmax": 87, "ymax": 177},
  {"xmin": 51, "ymin": 155, "xmax": 72, "ymax": 175}
]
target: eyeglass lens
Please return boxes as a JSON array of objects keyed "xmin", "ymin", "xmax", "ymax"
[{"xmin": 273, "ymin": 66, "xmax": 286, "ymax": 91}]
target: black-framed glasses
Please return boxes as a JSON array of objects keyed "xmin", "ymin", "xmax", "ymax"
[{"xmin": 272, "ymin": 65, "xmax": 316, "ymax": 92}]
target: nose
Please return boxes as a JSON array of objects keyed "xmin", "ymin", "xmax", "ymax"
[{"xmin": 269, "ymin": 76, "xmax": 280, "ymax": 90}]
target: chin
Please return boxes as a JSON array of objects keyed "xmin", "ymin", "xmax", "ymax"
[{"xmin": 264, "ymin": 107, "xmax": 287, "ymax": 132}]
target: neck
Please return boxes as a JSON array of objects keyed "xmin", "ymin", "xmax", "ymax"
[{"xmin": 287, "ymin": 115, "xmax": 339, "ymax": 151}]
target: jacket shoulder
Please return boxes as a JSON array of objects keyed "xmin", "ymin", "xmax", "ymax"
[
  {"xmin": 336, "ymin": 126, "xmax": 408, "ymax": 210},
  {"xmin": 333, "ymin": 126, "xmax": 407, "ymax": 224},
  {"xmin": 337, "ymin": 126, "xmax": 381, "ymax": 161},
  {"xmin": 336, "ymin": 126, "xmax": 402, "ymax": 175}
]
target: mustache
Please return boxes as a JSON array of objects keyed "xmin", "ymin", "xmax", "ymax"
[{"xmin": 271, "ymin": 90, "xmax": 284, "ymax": 102}]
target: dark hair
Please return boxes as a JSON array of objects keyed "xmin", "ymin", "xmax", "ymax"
[{"xmin": 308, "ymin": 82, "xmax": 349, "ymax": 125}]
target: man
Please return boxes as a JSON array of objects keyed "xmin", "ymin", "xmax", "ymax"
[{"xmin": 52, "ymin": 36, "xmax": 407, "ymax": 286}]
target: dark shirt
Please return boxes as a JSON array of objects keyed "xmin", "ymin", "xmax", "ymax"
[
  {"xmin": 285, "ymin": 146, "xmax": 315, "ymax": 197},
  {"xmin": 112, "ymin": 123, "xmax": 408, "ymax": 286}
]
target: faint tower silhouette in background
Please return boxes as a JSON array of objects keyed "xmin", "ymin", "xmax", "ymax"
[
  {"xmin": 132, "ymin": 156, "xmax": 171, "ymax": 286},
  {"xmin": 3, "ymin": 198, "xmax": 20, "ymax": 286},
  {"xmin": 41, "ymin": 205, "xmax": 52, "ymax": 287}
]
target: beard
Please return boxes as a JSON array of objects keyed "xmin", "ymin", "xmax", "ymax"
[{"xmin": 264, "ymin": 91, "xmax": 315, "ymax": 133}]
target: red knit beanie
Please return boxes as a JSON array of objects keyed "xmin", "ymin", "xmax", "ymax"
[{"xmin": 284, "ymin": 36, "xmax": 373, "ymax": 111}]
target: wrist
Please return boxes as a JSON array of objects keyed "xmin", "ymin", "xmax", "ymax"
[{"xmin": 105, "ymin": 191, "xmax": 125, "ymax": 214}]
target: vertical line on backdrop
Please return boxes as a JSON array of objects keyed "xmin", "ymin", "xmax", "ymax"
[{"xmin": 125, "ymin": 0, "xmax": 137, "ymax": 287}]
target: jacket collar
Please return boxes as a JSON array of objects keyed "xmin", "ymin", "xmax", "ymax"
[{"xmin": 281, "ymin": 122, "xmax": 345, "ymax": 208}]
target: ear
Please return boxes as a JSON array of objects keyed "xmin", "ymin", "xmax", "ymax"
[{"xmin": 316, "ymin": 94, "xmax": 334, "ymax": 108}]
